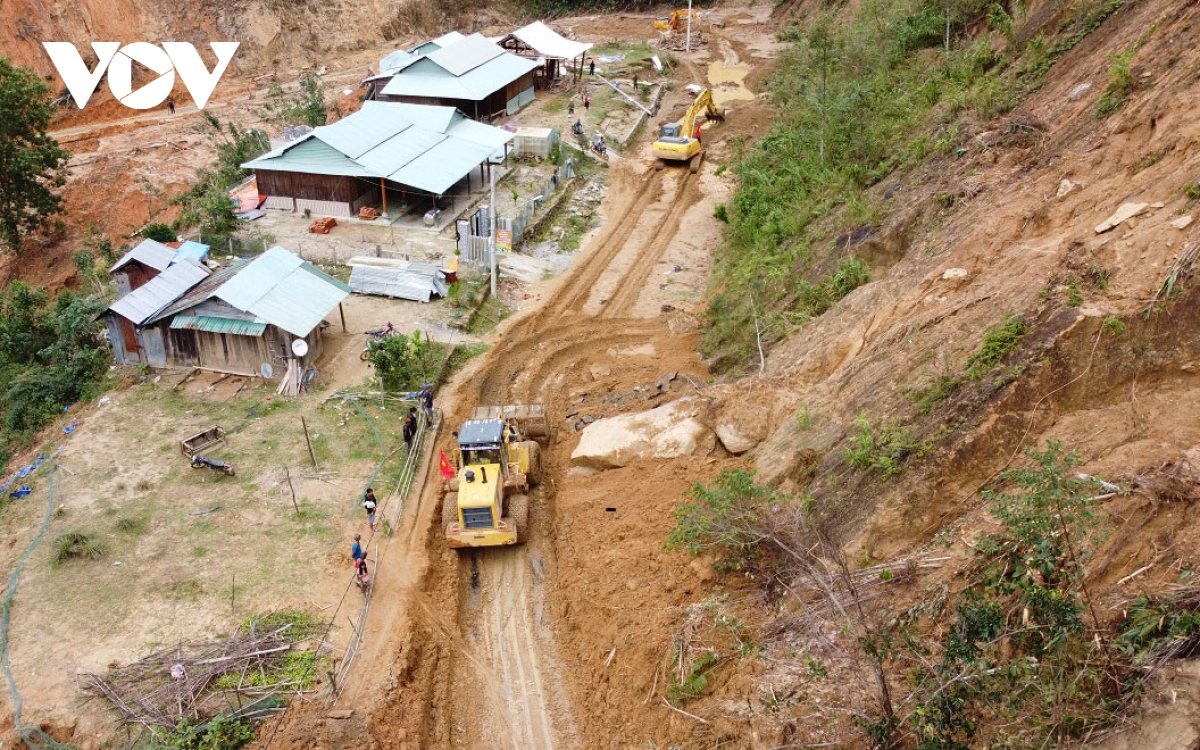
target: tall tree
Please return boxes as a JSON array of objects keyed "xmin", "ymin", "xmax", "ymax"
[{"xmin": 0, "ymin": 57, "xmax": 70, "ymax": 254}]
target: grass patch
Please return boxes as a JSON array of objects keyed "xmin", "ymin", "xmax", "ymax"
[
  {"xmin": 445, "ymin": 343, "xmax": 491, "ymax": 377},
  {"xmin": 163, "ymin": 578, "xmax": 204, "ymax": 600},
  {"xmin": 907, "ymin": 374, "xmax": 961, "ymax": 414},
  {"xmin": 468, "ymin": 295, "xmax": 512, "ymax": 335},
  {"xmin": 54, "ymin": 531, "xmax": 104, "ymax": 564},
  {"xmin": 115, "ymin": 515, "xmax": 149, "ymax": 534},
  {"xmin": 965, "ymin": 314, "xmax": 1029, "ymax": 379},
  {"xmin": 1096, "ymin": 48, "xmax": 1136, "ymax": 116},
  {"xmin": 703, "ymin": 0, "xmax": 1128, "ymax": 372},
  {"xmin": 844, "ymin": 415, "xmax": 929, "ymax": 477}
]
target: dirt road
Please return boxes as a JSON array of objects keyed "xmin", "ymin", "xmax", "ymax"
[{"xmin": 258, "ymin": 10, "xmax": 772, "ymax": 749}]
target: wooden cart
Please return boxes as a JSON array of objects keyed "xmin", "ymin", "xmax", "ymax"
[{"xmin": 179, "ymin": 426, "xmax": 227, "ymax": 457}]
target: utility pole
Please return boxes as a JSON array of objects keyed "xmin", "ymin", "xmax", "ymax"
[
  {"xmin": 488, "ymin": 165, "xmax": 497, "ymax": 298},
  {"xmin": 686, "ymin": 0, "xmax": 693, "ymax": 53}
]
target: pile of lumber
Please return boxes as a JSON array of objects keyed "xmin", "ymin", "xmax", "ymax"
[
  {"xmin": 309, "ymin": 217, "xmax": 337, "ymax": 234},
  {"xmin": 276, "ymin": 359, "xmax": 305, "ymax": 396}
]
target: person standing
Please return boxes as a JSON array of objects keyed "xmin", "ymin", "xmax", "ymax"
[
  {"xmin": 363, "ymin": 488, "xmax": 378, "ymax": 532},
  {"xmin": 568, "ymin": 100, "xmax": 575, "ymax": 116},
  {"xmin": 167, "ymin": 97, "xmax": 175, "ymax": 115},
  {"xmin": 589, "ymin": 60, "xmax": 595, "ymax": 76},
  {"xmin": 583, "ymin": 93, "xmax": 590, "ymax": 110},
  {"xmin": 403, "ymin": 408, "xmax": 417, "ymax": 454},
  {"xmin": 351, "ymin": 534, "xmax": 365, "ymax": 567},
  {"xmin": 420, "ymin": 384, "xmax": 434, "ymax": 427}
]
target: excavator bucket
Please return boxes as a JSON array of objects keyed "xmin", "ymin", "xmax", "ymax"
[{"xmin": 471, "ymin": 404, "xmax": 549, "ymax": 440}]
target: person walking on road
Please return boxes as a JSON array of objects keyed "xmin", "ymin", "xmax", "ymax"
[
  {"xmin": 351, "ymin": 533, "xmax": 365, "ymax": 567},
  {"xmin": 583, "ymin": 93, "xmax": 590, "ymax": 110},
  {"xmin": 363, "ymin": 488, "xmax": 378, "ymax": 532},
  {"xmin": 167, "ymin": 97, "xmax": 175, "ymax": 115}
]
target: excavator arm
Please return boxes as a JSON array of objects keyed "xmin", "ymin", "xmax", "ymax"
[{"xmin": 651, "ymin": 88, "xmax": 724, "ymax": 164}]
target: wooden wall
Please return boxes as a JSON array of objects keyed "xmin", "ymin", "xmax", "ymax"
[{"xmin": 256, "ymin": 170, "xmax": 365, "ymax": 203}]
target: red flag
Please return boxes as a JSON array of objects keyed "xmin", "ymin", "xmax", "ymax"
[{"xmin": 439, "ymin": 450, "xmax": 455, "ymax": 482}]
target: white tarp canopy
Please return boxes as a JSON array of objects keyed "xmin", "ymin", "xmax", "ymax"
[{"xmin": 499, "ymin": 21, "xmax": 593, "ymax": 60}]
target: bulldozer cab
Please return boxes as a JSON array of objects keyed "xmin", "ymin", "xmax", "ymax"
[{"xmin": 457, "ymin": 419, "xmax": 510, "ymax": 480}]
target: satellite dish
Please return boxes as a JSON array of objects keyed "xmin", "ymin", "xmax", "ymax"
[
  {"xmin": 291, "ymin": 339, "xmax": 309, "ymax": 358},
  {"xmin": 260, "ymin": 362, "xmax": 273, "ymax": 379}
]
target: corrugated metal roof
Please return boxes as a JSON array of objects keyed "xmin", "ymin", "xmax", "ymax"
[
  {"xmin": 349, "ymin": 264, "xmax": 448, "ymax": 302},
  {"xmin": 314, "ymin": 110, "xmax": 407, "ymax": 160},
  {"xmin": 108, "ymin": 259, "xmax": 210, "ymax": 324},
  {"xmin": 146, "ymin": 248, "xmax": 349, "ymax": 337},
  {"xmin": 243, "ymin": 248, "xmax": 351, "ymax": 337},
  {"xmin": 358, "ymin": 127, "xmax": 444, "ymax": 177},
  {"xmin": 393, "ymin": 140, "xmax": 494, "ymax": 195},
  {"xmin": 109, "ymin": 238, "xmax": 177, "ymax": 274},
  {"xmin": 244, "ymin": 138, "xmax": 373, "ymax": 178},
  {"xmin": 412, "ymin": 31, "xmax": 465, "ymax": 55},
  {"xmin": 148, "ymin": 259, "xmax": 249, "ymax": 324},
  {"xmin": 170, "ymin": 314, "xmax": 267, "ymax": 335},
  {"xmin": 380, "ymin": 49, "xmax": 417, "ymax": 75},
  {"xmin": 380, "ymin": 38, "xmax": 538, "ymax": 101},
  {"xmin": 503, "ymin": 21, "xmax": 593, "ymax": 60},
  {"xmin": 242, "ymin": 101, "xmax": 514, "ymax": 196},
  {"xmin": 427, "ymin": 33, "xmax": 505, "ymax": 76}
]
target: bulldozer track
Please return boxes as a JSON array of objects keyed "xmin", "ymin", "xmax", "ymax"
[{"xmin": 422, "ymin": 74, "xmax": 711, "ymax": 750}]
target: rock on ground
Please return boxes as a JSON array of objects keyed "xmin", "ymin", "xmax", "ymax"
[{"xmin": 570, "ymin": 398, "xmax": 715, "ymax": 469}]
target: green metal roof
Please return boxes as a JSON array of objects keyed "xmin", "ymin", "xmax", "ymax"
[
  {"xmin": 171, "ymin": 314, "xmax": 267, "ymax": 336},
  {"xmin": 242, "ymin": 101, "xmax": 514, "ymax": 196}
]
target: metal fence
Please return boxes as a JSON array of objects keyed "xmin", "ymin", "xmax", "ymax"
[{"xmin": 458, "ymin": 158, "xmax": 575, "ymax": 260}]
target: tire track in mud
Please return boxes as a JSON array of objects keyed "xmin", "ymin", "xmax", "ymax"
[{"xmin": 422, "ymin": 117, "xmax": 709, "ymax": 750}]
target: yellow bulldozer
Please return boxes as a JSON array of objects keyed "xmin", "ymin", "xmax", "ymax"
[
  {"xmin": 654, "ymin": 8, "xmax": 700, "ymax": 31},
  {"xmin": 651, "ymin": 87, "xmax": 724, "ymax": 170},
  {"xmin": 442, "ymin": 404, "xmax": 548, "ymax": 549}
]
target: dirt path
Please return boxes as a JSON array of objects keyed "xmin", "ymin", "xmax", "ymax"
[{"xmin": 256, "ymin": 10, "xmax": 768, "ymax": 749}]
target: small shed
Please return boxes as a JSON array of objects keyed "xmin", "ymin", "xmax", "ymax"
[
  {"xmin": 105, "ymin": 259, "xmax": 211, "ymax": 365},
  {"xmin": 109, "ymin": 239, "xmax": 177, "ymax": 297},
  {"xmin": 347, "ymin": 257, "xmax": 449, "ymax": 302},
  {"xmin": 132, "ymin": 247, "xmax": 351, "ymax": 378},
  {"xmin": 512, "ymin": 127, "xmax": 558, "ymax": 159}
]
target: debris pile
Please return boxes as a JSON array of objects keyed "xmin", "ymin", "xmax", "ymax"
[{"xmin": 81, "ymin": 617, "xmax": 324, "ymax": 731}]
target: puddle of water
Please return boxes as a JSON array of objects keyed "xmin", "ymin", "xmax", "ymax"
[{"xmin": 707, "ymin": 60, "xmax": 755, "ymax": 108}]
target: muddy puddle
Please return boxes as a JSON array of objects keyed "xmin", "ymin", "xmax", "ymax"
[{"xmin": 708, "ymin": 59, "xmax": 755, "ymax": 107}]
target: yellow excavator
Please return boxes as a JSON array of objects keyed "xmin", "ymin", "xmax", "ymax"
[
  {"xmin": 654, "ymin": 9, "xmax": 700, "ymax": 31},
  {"xmin": 442, "ymin": 404, "xmax": 547, "ymax": 549},
  {"xmin": 651, "ymin": 87, "xmax": 724, "ymax": 170}
]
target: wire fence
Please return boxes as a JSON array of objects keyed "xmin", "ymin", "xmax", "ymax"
[
  {"xmin": 319, "ymin": 394, "xmax": 441, "ymax": 698},
  {"xmin": 458, "ymin": 158, "xmax": 576, "ymax": 268}
]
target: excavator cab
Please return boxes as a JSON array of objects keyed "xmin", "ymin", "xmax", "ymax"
[{"xmin": 651, "ymin": 88, "xmax": 724, "ymax": 167}]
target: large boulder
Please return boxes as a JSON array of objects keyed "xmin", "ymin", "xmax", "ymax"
[
  {"xmin": 570, "ymin": 399, "xmax": 715, "ymax": 469},
  {"xmin": 713, "ymin": 397, "xmax": 771, "ymax": 455}
]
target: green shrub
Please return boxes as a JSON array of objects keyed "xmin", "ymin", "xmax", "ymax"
[
  {"xmin": 365, "ymin": 330, "xmax": 446, "ymax": 392},
  {"xmin": 965, "ymin": 314, "xmax": 1029, "ymax": 379},
  {"xmin": 908, "ymin": 374, "xmax": 961, "ymax": 414},
  {"xmin": 141, "ymin": 223, "xmax": 176, "ymax": 243},
  {"xmin": 713, "ymin": 203, "xmax": 729, "ymax": 223},
  {"xmin": 54, "ymin": 531, "xmax": 104, "ymax": 563},
  {"xmin": 149, "ymin": 713, "xmax": 256, "ymax": 750},
  {"xmin": 1096, "ymin": 48, "xmax": 1136, "ymax": 116},
  {"xmin": 667, "ymin": 652, "xmax": 720, "ymax": 703},
  {"xmin": 1184, "ymin": 182, "xmax": 1200, "ymax": 200},
  {"xmin": 844, "ymin": 415, "xmax": 928, "ymax": 477}
]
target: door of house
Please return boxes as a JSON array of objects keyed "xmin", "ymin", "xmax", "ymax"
[{"xmin": 119, "ymin": 317, "xmax": 141, "ymax": 361}]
